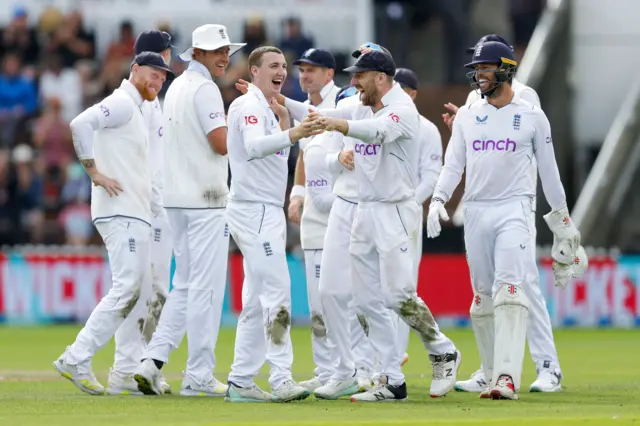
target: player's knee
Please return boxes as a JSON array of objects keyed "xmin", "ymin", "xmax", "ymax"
[
  {"xmin": 310, "ymin": 311, "xmax": 326, "ymax": 338},
  {"xmin": 469, "ymin": 292, "xmax": 494, "ymax": 318},
  {"xmin": 493, "ymin": 283, "xmax": 529, "ymax": 310},
  {"xmin": 117, "ymin": 281, "xmax": 142, "ymax": 318},
  {"xmin": 385, "ymin": 285, "xmax": 413, "ymax": 310},
  {"xmin": 266, "ymin": 305, "xmax": 291, "ymax": 345}
]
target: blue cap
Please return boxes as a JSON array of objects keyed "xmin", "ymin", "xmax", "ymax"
[
  {"xmin": 344, "ymin": 50, "xmax": 396, "ymax": 76},
  {"xmin": 394, "ymin": 68, "xmax": 418, "ymax": 90},
  {"xmin": 132, "ymin": 52, "xmax": 173, "ymax": 74},
  {"xmin": 135, "ymin": 30, "xmax": 174, "ymax": 55},
  {"xmin": 293, "ymin": 48, "xmax": 336, "ymax": 69},
  {"xmin": 466, "ymin": 34, "xmax": 513, "ymax": 53},
  {"xmin": 465, "ymin": 41, "xmax": 517, "ymax": 68},
  {"xmin": 13, "ymin": 5, "xmax": 27, "ymax": 18},
  {"xmin": 351, "ymin": 42, "xmax": 392, "ymax": 59}
]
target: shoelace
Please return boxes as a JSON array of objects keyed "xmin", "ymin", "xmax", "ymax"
[{"xmin": 432, "ymin": 361, "xmax": 446, "ymax": 380}]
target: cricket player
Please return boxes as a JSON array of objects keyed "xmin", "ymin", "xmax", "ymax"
[
  {"xmin": 426, "ymin": 41, "xmax": 586, "ymax": 400},
  {"xmin": 392, "ymin": 67, "xmax": 444, "ymax": 368},
  {"xmin": 224, "ymin": 46, "xmax": 321, "ymax": 403},
  {"xmin": 443, "ymin": 35, "xmax": 565, "ymax": 394},
  {"xmin": 134, "ymin": 24, "xmax": 245, "ymax": 397},
  {"xmin": 307, "ymin": 50, "xmax": 461, "ymax": 402},
  {"xmin": 53, "ymin": 52, "xmax": 172, "ymax": 395},
  {"xmin": 106, "ymin": 29, "xmax": 175, "ymax": 396}
]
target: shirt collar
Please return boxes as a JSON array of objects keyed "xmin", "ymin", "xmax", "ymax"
[
  {"xmin": 380, "ymin": 82, "xmax": 404, "ymax": 107},
  {"xmin": 248, "ymin": 83, "xmax": 271, "ymax": 110},
  {"xmin": 318, "ymin": 80, "xmax": 335, "ymax": 104},
  {"xmin": 187, "ymin": 60, "xmax": 213, "ymax": 81},
  {"xmin": 120, "ymin": 79, "xmax": 144, "ymax": 107}
]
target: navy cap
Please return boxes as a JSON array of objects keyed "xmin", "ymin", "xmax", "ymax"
[
  {"xmin": 344, "ymin": 50, "xmax": 396, "ymax": 76},
  {"xmin": 351, "ymin": 42, "xmax": 392, "ymax": 59},
  {"xmin": 466, "ymin": 34, "xmax": 513, "ymax": 53},
  {"xmin": 465, "ymin": 41, "xmax": 517, "ymax": 68},
  {"xmin": 394, "ymin": 68, "xmax": 418, "ymax": 90},
  {"xmin": 132, "ymin": 52, "xmax": 173, "ymax": 74},
  {"xmin": 134, "ymin": 30, "xmax": 173, "ymax": 55},
  {"xmin": 293, "ymin": 48, "xmax": 336, "ymax": 69}
]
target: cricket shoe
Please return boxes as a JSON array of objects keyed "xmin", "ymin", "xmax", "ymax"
[
  {"xmin": 357, "ymin": 375, "xmax": 374, "ymax": 392},
  {"xmin": 454, "ymin": 368, "xmax": 486, "ymax": 393},
  {"xmin": 159, "ymin": 371, "xmax": 171, "ymax": 394},
  {"xmin": 53, "ymin": 350, "xmax": 104, "ymax": 395},
  {"xmin": 479, "ymin": 387, "xmax": 491, "ymax": 399},
  {"xmin": 272, "ymin": 379, "xmax": 311, "ymax": 402},
  {"xmin": 314, "ymin": 378, "xmax": 360, "ymax": 400},
  {"xmin": 529, "ymin": 370, "xmax": 561, "ymax": 393},
  {"xmin": 225, "ymin": 382, "xmax": 272, "ymax": 402},
  {"xmin": 299, "ymin": 376, "xmax": 323, "ymax": 392},
  {"xmin": 490, "ymin": 375, "xmax": 518, "ymax": 400},
  {"xmin": 133, "ymin": 358, "xmax": 164, "ymax": 395},
  {"xmin": 401, "ymin": 352, "xmax": 409, "ymax": 367},
  {"xmin": 429, "ymin": 350, "xmax": 461, "ymax": 397},
  {"xmin": 180, "ymin": 372, "xmax": 228, "ymax": 397},
  {"xmin": 106, "ymin": 368, "xmax": 143, "ymax": 395},
  {"xmin": 350, "ymin": 376, "xmax": 407, "ymax": 402}
]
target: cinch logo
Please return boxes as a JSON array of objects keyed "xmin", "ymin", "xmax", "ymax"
[
  {"xmin": 354, "ymin": 143, "xmax": 379, "ymax": 156},
  {"xmin": 472, "ymin": 138, "xmax": 516, "ymax": 152},
  {"xmin": 275, "ymin": 149, "xmax": 288, "ymax": 157},
  {"xmin": 307, "ymin": 179, "xmax": 328, "ymax": 187}
]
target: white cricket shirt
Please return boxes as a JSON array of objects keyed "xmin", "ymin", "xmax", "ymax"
[
  {"xmin": 415, "ymin": 116, "xmax": 443, "ymax": 204},
  {"xmin": 163, "ymin": 60, "xmax": 229, "ymax": 208},
  {"xmin": 143, "ymin": 98, "xmax": 165, "ymax": 213},
  {"xmin": 465, "ymin": 78, "xmax": 540, "ymax": 108},
  {"xmin": 227, "ymin": 84, "xmax": 293, "ymax": 207},
  {"xmin": 433, "ymin": 92, "xmax": 566, "ymax": 211},
  {"xmin": 70, "ymin": 79, "xmax": 151, "ymax": 225},
  {"xmin": 298, "ymin": 80, "xmax": 340, "ymax": 152}
]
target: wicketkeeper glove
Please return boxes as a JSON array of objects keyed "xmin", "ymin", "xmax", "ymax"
[
  {"xmin": 427, "ymin": 197, "xmax": 449, "ymax": 238},
  {"xmin": 543, "ymin": 204, "xmax": 581, "ymax": 265},
  {"xmin": 551, "ymin": 245, "xmax": 589, "ymax": 288}
]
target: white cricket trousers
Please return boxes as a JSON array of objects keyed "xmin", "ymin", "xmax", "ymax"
[
  {"xmin": 304, "ymin": 249, "xmax": 333, "ymax": 384},
  {"xmin": 226, "ymin": 201, "xmax": 294, "ymax": 390},
  {"xmin": 319, "ymin": 197, "xmax": 375, "ymax": 382},
  {"xmin": 114, "ymin": 209, "xmax": 173, "ymax": 374},
  {"xmin": 351, "ymin": 200, "xmax": 456, "ymax": 386},
  {"xmin": 464, "ymin": 197, "xmax": 561, "ymax": 374},
  {"xmin": 65, "ymin": 218, "xmax": 151, "ymax": 366},
  {"xmin": 144, "ymin": 208, "xmax": 229, "ymax": 382}
]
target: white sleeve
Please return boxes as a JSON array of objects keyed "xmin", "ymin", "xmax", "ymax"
[
  {"xmin": 346, "ymin": 106, "xmax": 417, "ymax": 145},
  {"xmin": 284, "ymin": 97, "xmax": 356, "ymax": 122},
  {"xmin": 533, "ymin": 109, "xmax": 566, "ymax": 211},
  {"xmin": 464, "ymin": 90, "xmax": 478, "ymax": 106},
  {"xmin": 323, "ymin": 131, "xmax": 346, "ymax": 175},
  {"xmin": 240, "ymin": 101, "xmax": 292, "ymax": 159},
  {"xmin": 520, "ymin": 87, "xmax": 541, "ymax": 109},
  {"xmin": 305, "ymin": 145, "xmax": 336, "ymax": 213},
  {"xmin": 70, "ymin": 95, "xmax": 133, "ymax": 160},
  {"xmin": 195, "ymin": 82, "xmax": 227, "ymax": 134},
  {"xmin": 432, "ymin": 112, "xmax": 466, "ymax": 203},
  {"xmin": 415, "ymin": 122, "xmax": 443, "ymax": 203}
]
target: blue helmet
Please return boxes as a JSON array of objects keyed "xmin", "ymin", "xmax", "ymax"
[
  {"xmin": 466, "ymin": 34, "xmax": 513, "ymax": 54},
  {"xmin": 465, "ymin": 41, "xmax": 517, "ymax": 97},
  {"xmin": 335, "ymin": 85, "xmax": 359, "ymax": 104}
]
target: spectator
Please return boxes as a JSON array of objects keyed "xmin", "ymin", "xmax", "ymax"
[
  {"xmin": 32, "ymin": 97, "xmax": 75, "ymax": 173},
  {"xmin": 510, "ymin": 0, "xmax": 545, "ymax": 62},
  {"xmin": 0, "ymin": 52, "xmax": 38, "ymax": 147},
  {"xmin": 0, "ymin": 6, "xmax": 40, "ymax": 69},
  {"xmin": 279, "ymin": 17, "xmax": 314, "ymax": 60},
  {"xmin": 39, "ymin": 54, "xmax": 83, "ymax": 122},
  {"xmin": 59, "ymin": 162, "xmax": 92, "ymax": 246},
  {"xmin": 46, "ymin": 10, "xmax": 96, "ymax": 68},
  {"xmin": 98, "ymin": 20, "xmax": 135, "ymax": 97},
  {"xmin": 0, "ymin": 149, "xmax": 18, "ymax": 244},
  {"xmin": 12, "ymin": 144, "xmax": 45, "ymax": 243}
]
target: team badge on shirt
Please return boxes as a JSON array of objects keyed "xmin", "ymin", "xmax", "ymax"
[{"xmin": 513, "ymin": 114, "xmax": 521, "ymax": 130}]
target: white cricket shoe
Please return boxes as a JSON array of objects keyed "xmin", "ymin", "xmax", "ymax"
[
  {"xmin": 490, "ymin": 375, "xmax": 518, "ymax": 400},
  {"xmin": 159, "ymin": 371, "xmax": 172, "ymax": 394},
  {"xmin": 180, "ymin": 372, "xmax": 228, "ymax": 397},
  {"xmin": 106, "ymin": 368, "xmax": 142, "ymax": 396},
  {"xmin": 272, "ymin": 379, "xmax": 311, "ymax": 402},
  {"xmin": 314, "ymin": 378, "xmax": 360, "ymax": 400},
  {"xmin": 225, "ymin": 381, "xmax": 273, "ymax": 403},
  {"xmin": 357, "ymin": 375, "xmax": 374, "ymax": 392},
  {"xmin": 429, "ymin": 350, "xmax": 461, "ymax": 397},
  {"xmin": 133, "ymin": 359, "xmax": 164, "ymax": 395},
  {"xmin": 299, "ymin": 377, "xmax": 323, "ymax": 392},
  {"xmin": 349, "ymin": 376, "xmax": 407, "ymax": 402},
  {"xmin": 454, "ymin": 368, "xmax": 486, "ymax": 393},
  {"xmin": 529, "ymin": 370, "xmax": 561, "ymax": 393},
  {"xmin": 53, "ymin": 350, "xmax": 104, "ymax": 395}
]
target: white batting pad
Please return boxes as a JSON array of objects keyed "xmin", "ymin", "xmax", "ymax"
[
  {"xmin": 470, "ymin": 292, "xmax": 495, "ymax": 387},
  {"xmin": 493, "ymin": 284, "xmax": 529, "ymax": 392}
]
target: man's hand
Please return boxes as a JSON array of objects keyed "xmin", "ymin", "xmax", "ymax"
[
  {"xmin": 92, "ymin": 172, "xmax": 123, "ymax": 197},
  {"xmin": 442, "ymin": 102, "xmax": 459, "ymax": 131},
  {"xmin": 544, "ymin": 206, "xmax": 581, "ymax": 265},
  {"xmin": 235, "ymin": 78, "xmax": 250, "ymax": 95},
  {"xmin": 338, "ymin": 150, "xmax": 355, "ymax": 171},
  {"xmin": 551, "ymin": 245, "xmax": 589, "ymax": 289},
  {"xmin": 289, "ymin": 117, "xmax": 324, "ymax": 143},
  {"xmin": 426, "ymin": 197, "xmax": 449, "ymax": 238},
  {"xmin": 288, "ymin": 196, "xmax": 303, "ymax": 225},
  {"xmin": 308, "ymin": 112, "xmax": 348, "ymax": 134}
]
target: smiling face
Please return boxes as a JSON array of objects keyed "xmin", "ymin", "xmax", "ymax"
[
  {"xmin": 194, "ymin": 46, "xmax": 230, "ymax": 78},
  {"xmin": 298, "ymin": 63, "xmax": 333, "ymax": 95},
  {"xmin": 249, "ymin": 47, "xmax": 287, "ymax": 99},
  {"xmin": 351, "ymin": 71, "xmax": 382, "ymax": 107},
  {"xmin": 132, "ymin": 65, "xmax": 167, "ymax": 102}
]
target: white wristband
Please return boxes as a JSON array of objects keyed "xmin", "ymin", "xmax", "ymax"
[{"xmin": 290, "ymin": 185, "xmax": 305, "ymax": 199}]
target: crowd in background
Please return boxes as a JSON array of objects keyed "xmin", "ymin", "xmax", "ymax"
[{"xmin": 0, "ymin": 2, "xmax": 542, "ymax": 249}]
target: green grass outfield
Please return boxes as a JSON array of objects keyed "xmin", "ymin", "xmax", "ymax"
[{"xmin": 0, "ymin": 326, "xmax": 639, "ymax": 425}]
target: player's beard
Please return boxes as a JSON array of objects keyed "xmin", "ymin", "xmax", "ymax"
[
  {"xmin": 135, "ymin": 80, "xmax": 158, "ymax": 102},
  {"xmin": 360, "ymin": 83, "xmax": 379, "ymax": 106}
]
